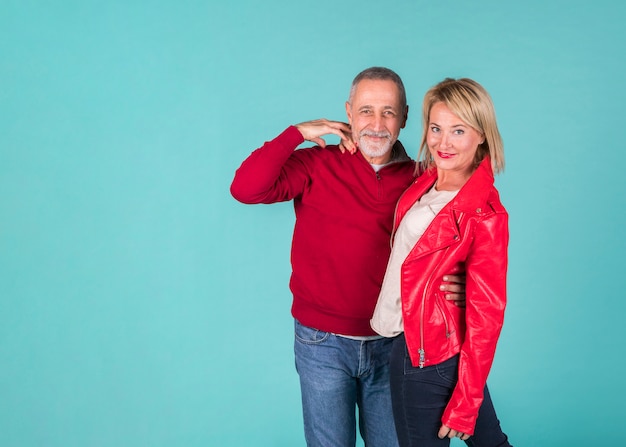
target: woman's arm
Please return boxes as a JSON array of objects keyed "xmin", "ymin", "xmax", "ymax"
[{"xmin": 441, "ymin": 209, "xmax": 509, "ymax": 435}]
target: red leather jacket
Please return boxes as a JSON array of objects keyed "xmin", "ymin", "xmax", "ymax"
[{"xmin": 394, "ymin": 157, "xmax": 508, "ymax": 435}]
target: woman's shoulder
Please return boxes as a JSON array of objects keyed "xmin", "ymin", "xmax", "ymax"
[{"xmin": 485, "ymin": 186, "xmax": 507, "ymax": 215}]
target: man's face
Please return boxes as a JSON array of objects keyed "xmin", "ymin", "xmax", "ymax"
[{"xmin": 345, "ymin": 79, "xmax": 407, "ymax": 164}]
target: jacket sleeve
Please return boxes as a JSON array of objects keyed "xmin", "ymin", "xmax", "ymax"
[
  {"xmin": 230, "ymin": 126, "xmax": 309, "ymax": 204},
  {"xmin": 442, "ymin": 208, "xmax": 509, "ymax": 435}
]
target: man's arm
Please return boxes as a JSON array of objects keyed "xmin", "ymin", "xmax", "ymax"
[{"xmin": 230, "ymin": 120, "xmax": 351, "ymax": 205}]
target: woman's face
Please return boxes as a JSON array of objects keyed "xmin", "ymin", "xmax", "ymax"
[{"xmin": 427, "ymin": 102, "xmax": 484, "ymax": 176}]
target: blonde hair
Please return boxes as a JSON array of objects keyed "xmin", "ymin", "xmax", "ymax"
[{"xmin": 417, "ymin": 78, "xmax": 504, "ymax": 174}]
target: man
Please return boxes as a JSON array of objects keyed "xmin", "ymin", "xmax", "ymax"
[{"xmin": 230, "ymin": 67, "xmax": 464, "ymax": 446}]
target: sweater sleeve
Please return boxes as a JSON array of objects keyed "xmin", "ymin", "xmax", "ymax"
[
  {"xmin": 441, "ymin": 209, "xmax": 509, "ymax": 435},
  {"xmin": 230, "ymin": 126, "xmax": 308, "ymax": 204}
]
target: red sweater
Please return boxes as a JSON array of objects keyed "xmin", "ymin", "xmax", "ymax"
[{"xmin": 230, "ymin": 126, "xmax": 416, "ymax": 335}]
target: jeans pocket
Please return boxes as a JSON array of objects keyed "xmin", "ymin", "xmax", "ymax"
[
  {"xmin": 294, "ymin": 319, "xmax": 330, "ymax": 345},
  {"xmin": 435, "ymin": 355, "xmax": 459, "ymax": 384}
]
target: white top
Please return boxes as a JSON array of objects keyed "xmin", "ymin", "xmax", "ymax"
[{"xmin": 370, "ymin": 186, "xmax": 458, "ymax": 337}]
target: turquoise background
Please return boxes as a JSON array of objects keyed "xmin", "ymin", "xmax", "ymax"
[{"xmin": 1, "ymin": 1, "xmax": 625, "ymax": 446}]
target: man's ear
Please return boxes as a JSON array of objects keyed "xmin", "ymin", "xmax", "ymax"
[
  {"xmin": 345, "ymin": 101, "xmax": 353, "ymax": 125},
  {"xmin": 401, "ymin": 105, "xmax": 409, "ymax": 129}
]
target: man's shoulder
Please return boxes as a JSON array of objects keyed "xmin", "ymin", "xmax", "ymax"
[{"xmin": 290, "ymin": 143, "xmax": 351, "ymax": 163}]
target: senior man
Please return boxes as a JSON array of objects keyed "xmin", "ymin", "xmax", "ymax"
[{"xmin": 231, "ymin": 67, "xmax": 464, "ymax": 446}]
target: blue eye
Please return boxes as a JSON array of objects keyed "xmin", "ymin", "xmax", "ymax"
[
  {"xmin": 454, "ymin": 129, "xmax": 464, "ymax": 135},
  {"xmin": 430, "ymin": 126, "xmax": 440, "ymax": 133}
]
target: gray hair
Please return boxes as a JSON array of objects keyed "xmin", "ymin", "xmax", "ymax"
[{"xmin": 348, "ymin": 67, "xmax": 407, "ymax": 110}]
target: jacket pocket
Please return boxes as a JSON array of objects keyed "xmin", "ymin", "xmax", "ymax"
[{"xmin": 433, "ymin": 294, "xmax": 463, "ymax": 351}]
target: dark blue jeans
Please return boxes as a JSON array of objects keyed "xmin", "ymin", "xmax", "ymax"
[{"xmin": 390, "ymin": 334, "xmax": 512, "ymax": 447}]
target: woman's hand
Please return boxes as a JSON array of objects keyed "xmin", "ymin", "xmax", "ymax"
[
  {"xmin": 338, "ymin": 134, "xmax": 357, "ymax": 154},
  {"xmin": 438, "ymin": 424, "xmax": 470, "ymax": 441}
]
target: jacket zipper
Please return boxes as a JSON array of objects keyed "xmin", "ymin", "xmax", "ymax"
[
  {"xmin": 418, "ymin": 250, "xmax": 449, "ymax": 369},
  {"xmin": 418, "ymin": 271, "xmax": 434, "ymax": 368},
  {"xmin": 434, "ymin": 298, "xmax": 450, "ymax": 338},
  {"xmin": 419, "ymin": 215, "xmax": 463, "ymax": 365}
]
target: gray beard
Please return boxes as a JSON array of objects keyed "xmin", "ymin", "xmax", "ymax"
[{"xmin": 358, "ymin": 135, "xmax": 393, "ymax": 160}]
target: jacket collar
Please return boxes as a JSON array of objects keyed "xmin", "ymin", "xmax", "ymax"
[
  {"xmin": 449, "ymin": 157, "xmax": 495, "ymax": 212},
  {"xmin": 420, "ymin": 156, "xmax": 495, "ymax": 212},
  {"xmin": 395, "ymin": 157, "xmax": 495, "ymax": 230}
]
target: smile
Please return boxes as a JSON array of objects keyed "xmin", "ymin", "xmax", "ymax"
[
  {"xmin": 361, "ymin": 131, "xmax": 391, "ymax": 140},
  {"xmin": 437, "ymin": 151, "xmax": 455, "ymax": 159}
]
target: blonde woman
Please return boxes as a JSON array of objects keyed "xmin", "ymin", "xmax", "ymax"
[{"xmin": 371, "ymin": 78, "xmax": 512, "ymax": 446}]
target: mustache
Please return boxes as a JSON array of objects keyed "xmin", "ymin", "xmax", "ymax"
[{"xmin": 359, "ymin": 130, "xmax": 391, "ymax": 139}]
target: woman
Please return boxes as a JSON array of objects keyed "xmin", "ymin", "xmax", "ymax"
[{"xmin": 371, "ymin": 78, "xmax": 512, "ymax": 446}]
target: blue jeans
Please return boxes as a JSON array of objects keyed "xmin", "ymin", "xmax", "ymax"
[
  {"xmin": 294, "ymin": 319, "xmax": 399, "ymax": 447},
  {"xmin": 390, "ymin": 334, "xmax": 512, "ymax": 447}
]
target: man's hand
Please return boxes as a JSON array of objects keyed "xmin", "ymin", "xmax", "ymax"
[
  {"xmin": 295, "ymin": 119, "xmax": 355, "ymax": 153},
  {"xmin": 438, "ymin": 424, "xmax": 470, "ymax": 441},
  {"xmin": 440, "ymin": 274, "xmax": 466, "ymax": 307}
]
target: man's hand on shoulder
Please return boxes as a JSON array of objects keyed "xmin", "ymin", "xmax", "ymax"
[{"xmin": 295, "ymin": 119, "xmax": 356, "ymax": 154}]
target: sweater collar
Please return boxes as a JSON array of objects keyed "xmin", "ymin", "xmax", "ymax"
[
  {"xmin": 356, "ymin": 139, "xmax": 412, "ymax": 167},
  {"xmin": 389, "ymin": 140, "xmax": 412, "ymax": 163}
]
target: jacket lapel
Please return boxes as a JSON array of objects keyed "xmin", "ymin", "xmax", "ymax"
[{"xmin": 397, "ymin": 158, "xmax": 495, "ymax": 259}]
